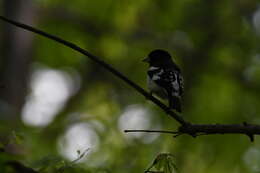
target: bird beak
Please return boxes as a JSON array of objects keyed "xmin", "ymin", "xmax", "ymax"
[{"xmin": 142, "ymin": 57, "xmax": 150, "ymax": 63}]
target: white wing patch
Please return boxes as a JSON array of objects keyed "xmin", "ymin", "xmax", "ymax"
[
  {"xmin": 147, "ymin": 66, "xmax": 183, "ymax": 99},
  {"xmin": 171, "ymin": 73, "xmax": 179, "ymax": 90}
]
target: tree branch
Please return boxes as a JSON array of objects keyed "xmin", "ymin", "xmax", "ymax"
[
  {"xmin": 0, "ymin": 15, "xmax": 187, "ymax": 126},
  {"xmin": 178, "ymin": 122, "xmax": 258, "ymax": 141},
  {"xmin": 1, "ymin": 15, "xmax": 260, "ymax": 141},
  {"xmin": 125, "ymin": 122, "xmax": 259, "ymax": 141},
  {"xmin": 124, "ymin": 130, "xmax": 180, "ymax": 134}
]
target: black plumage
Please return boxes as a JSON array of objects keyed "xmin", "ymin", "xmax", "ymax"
[{"xmin": 143, "ymin": 49, "xmax": 183, "ymax": 112}]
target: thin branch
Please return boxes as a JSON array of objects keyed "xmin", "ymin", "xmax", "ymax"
[
  {"xmin": 0, "ymin": 15, "xmax": 187, "ymax": 126},
  {"xmin": 124, "ymin": 129, "xmax": 179, "ymax": 134},
  {"xmin": 71, "ymin": 148, "xmax": 90, "ymax": 164}
]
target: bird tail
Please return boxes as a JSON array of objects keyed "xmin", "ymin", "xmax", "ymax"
[{"xmin": 169, "ymin": 96, "xmax": 182, "ymax": 113}]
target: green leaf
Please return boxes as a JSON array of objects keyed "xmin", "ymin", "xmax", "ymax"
[{"xmin": 146, "ymin": 153, "xmax": 178, "ymax": 173}]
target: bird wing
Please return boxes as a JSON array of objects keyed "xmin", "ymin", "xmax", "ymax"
[{"xmin": 148, "ymin": 68, "xmax": 183, "ymax": 98}]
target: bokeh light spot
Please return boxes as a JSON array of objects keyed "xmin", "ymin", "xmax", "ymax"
[
  {"xmin": 22, "ymin": 67, "xmax": 77, "ymax": 127},
  {"xmin": 58, "ymin": 122, "xmax": 99, "ymax": 161},
  {"xmin": 118, "ymin": 105, "xmax": 160, "ymax": 143},
  {"xmin": 243, "ymin": 147, "xmax": 260, "ymax": 172}
]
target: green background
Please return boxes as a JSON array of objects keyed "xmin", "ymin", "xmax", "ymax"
[{"xmin": 0, "ymin": 0, "xmax": 260, "ymax": 172}]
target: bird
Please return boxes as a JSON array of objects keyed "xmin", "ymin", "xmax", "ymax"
[{"xmin": 143, "ymin": 49, "xmax": 184, "ymax": 112}]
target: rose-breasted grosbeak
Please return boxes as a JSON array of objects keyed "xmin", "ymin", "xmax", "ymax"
[{"xmin": 143, "ymin": 49, "xmax": 183, "ymax": 112}]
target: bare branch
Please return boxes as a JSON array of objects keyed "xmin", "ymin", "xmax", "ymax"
[
  {"xmin": 178, "ymin": 123, "xmax": 258, "ymax": 141},
  {"xmin": 0, "ymin": 15, "xmax": 187, "ymax": 126},
  {"xmin": 124, "ymin": 130, "xmax": 179, "ymax": 134}
]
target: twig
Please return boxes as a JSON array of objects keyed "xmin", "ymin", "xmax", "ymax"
[
  {"xmin": 124, "ymin": 129, "xmax": 179, "ymax": 134},
  {"xmin": 71, "ymin": 148, "xmax": 90, "ymax": 164},
  {"xmin": 0, "ymin": 15, "xmax": 187, "ymax": 126}
]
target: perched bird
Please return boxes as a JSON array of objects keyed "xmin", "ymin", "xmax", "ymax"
[{"xmin": 143, "ymin": 49, "xmax": 184, "ymax": 112}]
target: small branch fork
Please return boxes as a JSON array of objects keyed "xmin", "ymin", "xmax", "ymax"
[{"xmin": 1, "ymin": 16, "xmax": 259, "ymax": 142}]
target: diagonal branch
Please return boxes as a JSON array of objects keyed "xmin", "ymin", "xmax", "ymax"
[
  {"xmin": 0, "ymin": 15, "xmax": 188, "ymax": 126},
  {"xmin": 1, "ymin": 15, "xmax": 260, "ymax": 142}
]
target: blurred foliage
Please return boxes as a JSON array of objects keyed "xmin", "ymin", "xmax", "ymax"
[{"xmin": 1, "ymin": 0, "xmax": 260, "ymax": 173}]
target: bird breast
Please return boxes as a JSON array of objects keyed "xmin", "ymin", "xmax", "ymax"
[{"xmin": 147, "ymin": 76, "xmax": 168, "ymax": 99}]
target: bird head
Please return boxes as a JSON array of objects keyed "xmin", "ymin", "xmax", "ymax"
[{"xmin": 143, "ymin": 49, "xmax": 173, "ymax": 67}]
